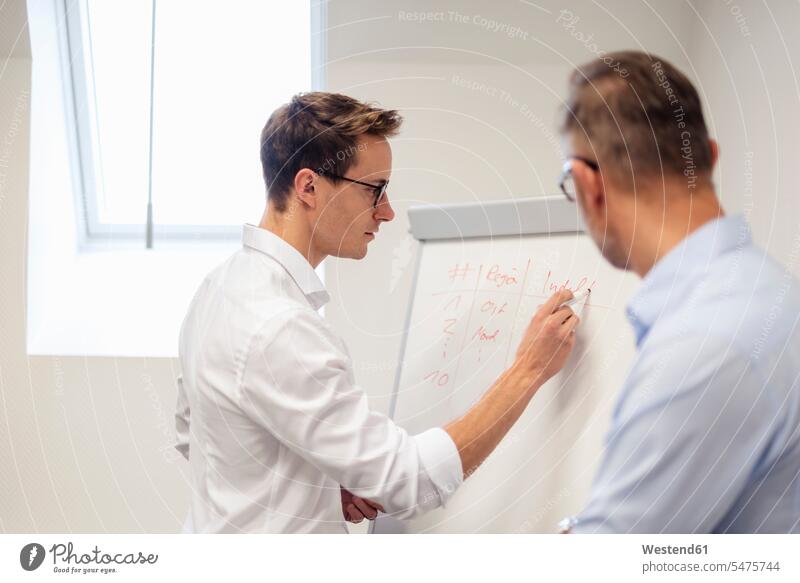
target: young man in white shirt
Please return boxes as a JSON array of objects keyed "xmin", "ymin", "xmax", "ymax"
[{"xmin": 175, "ymin": 92, "xmax": 580, "ymax": 533}]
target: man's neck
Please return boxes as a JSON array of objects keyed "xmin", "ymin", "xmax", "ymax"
[
  {"xmin": 259, "ymin": 205, "xmax": 326, "ymax": 268},
  {"xmin": 628, "ymin": 186, "xmax": 724, "ymax": 278}
]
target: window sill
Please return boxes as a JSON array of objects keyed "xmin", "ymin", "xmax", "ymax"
[{"xmin": 27, "ymin": 243, "xmax": 238, "ymax": 358}]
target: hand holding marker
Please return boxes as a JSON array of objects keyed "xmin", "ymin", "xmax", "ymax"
[
  {"xmin": 559, "ymin": 289, "xmax": 589, "ymax": 336},
  {"xmin": 561, "ymin": 288, "xmax": 591, "ymax": 308}
]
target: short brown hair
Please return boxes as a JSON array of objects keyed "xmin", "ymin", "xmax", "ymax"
[
  {"xmin": 260, "ymin": 92, "xmax": 402, "ymax": 211},
  {"xmin": 559, "ymin": 51, "xmax": 712, "ymax": 191}
]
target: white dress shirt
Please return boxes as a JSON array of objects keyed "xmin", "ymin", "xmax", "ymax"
[{"xmin": 175, "ymin": 224, "xmax": 463, "ymax": 533}]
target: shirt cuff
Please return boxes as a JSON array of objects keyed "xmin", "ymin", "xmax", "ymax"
[{"xmin": 413, "ymin": 427, "xmax": 464, "ymax": 509}]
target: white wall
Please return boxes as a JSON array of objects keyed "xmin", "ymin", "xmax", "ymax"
[
  {"xmin": 1, "ymin": 1, "xmax": 190, "ymax": 532},
  {"xmin": 689, "ymin": 0, "xmax": 800, "ymax": 273},
  {"xmin": 2, "ymin": 0, "xmax": 799, "ymax": 532}
]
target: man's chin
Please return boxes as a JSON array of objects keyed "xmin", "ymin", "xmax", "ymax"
[
  {"xmin": 331, "ymin": 246, "xmax": 369, "ymax": 260},
  {"xmin": 604, "ymin": 249, "xmax": 631, "ymax": 271}
]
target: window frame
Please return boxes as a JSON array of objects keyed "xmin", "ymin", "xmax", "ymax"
[{"xmin": 57, "ymin": 0, "xmax": 327, "ymax": 247}]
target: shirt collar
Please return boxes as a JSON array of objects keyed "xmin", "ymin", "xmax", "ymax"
[
  {"xmin": 242, "ymin": 224, "xmax": 330, "ymax": 310},
  {"xmin": 626, "ymin": 214, "xmax": 751, "ymax": 346}
]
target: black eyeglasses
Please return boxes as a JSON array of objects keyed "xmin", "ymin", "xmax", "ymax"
[
  {"xmin": 316, "ymin": 169, "xmax": 389, "ymax": 208},
  {"xmin": 559, "ymin": 156, "xmax": 599, "ymax": 202}
]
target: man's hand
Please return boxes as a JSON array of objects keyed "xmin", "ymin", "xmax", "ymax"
[
  {"xmin": 340, "ymin": 487, "xmax": 385, "ymax": 523},
  {"xmin": 444, "ymin": 289, "xmax": 581, "ymax": 480},
  {"xmin": 515, "ymin": 289, "xmax": 579, "ymax": 381}
]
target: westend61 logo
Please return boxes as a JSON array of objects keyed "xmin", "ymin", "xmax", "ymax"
[{"xmin": 19, "ymin": 541, "xmax": 158, "ymax": 575}]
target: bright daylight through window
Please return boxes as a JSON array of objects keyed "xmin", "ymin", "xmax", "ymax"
[{"xmin": 66, "ymin": 0, "xmax": 314, "ymax": 242}]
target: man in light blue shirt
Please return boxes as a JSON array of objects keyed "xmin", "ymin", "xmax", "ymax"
[{"xmin": 556, "ymin": 51, "xmax": 800, "ymax": 533}]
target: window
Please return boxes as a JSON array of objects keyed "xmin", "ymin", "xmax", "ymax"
[
  {"xmin": 62, "ymin": 0, "xmax": 325, "ymax": 245},
  {"xmin": 25, "ymin": 0, "xmax": 326, "ymax": 357}
]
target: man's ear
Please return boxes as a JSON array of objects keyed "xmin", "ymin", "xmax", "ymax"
[
  {"xmin": 573, "ymin": 159, "xmax": 605, "ymax": 213},
  {"xmin": 709, "ymin": 138, "xmax": 719, "ymax": 169},
  {"xmin": 294, "ymin": 168, "xmax": 317, "ymax": 210}
]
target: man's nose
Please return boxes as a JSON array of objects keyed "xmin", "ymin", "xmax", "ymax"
[{"xmin": 375, "ymin": 196, "xmax": 395, "ymax": 222}]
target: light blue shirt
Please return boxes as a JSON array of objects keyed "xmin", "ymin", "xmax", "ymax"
[{"xmin": 571, "ymin": 214, "xmax": 800, "ymax": 533}]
